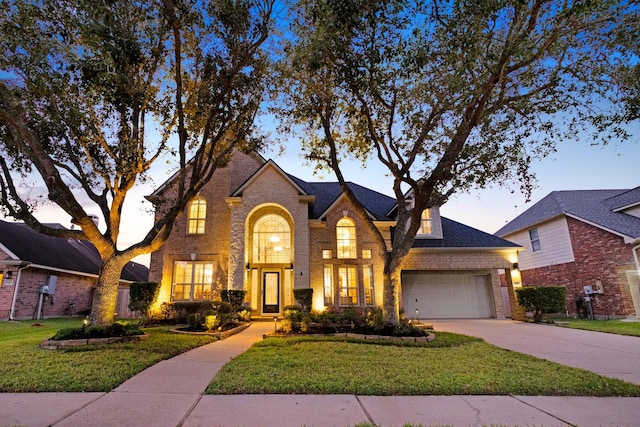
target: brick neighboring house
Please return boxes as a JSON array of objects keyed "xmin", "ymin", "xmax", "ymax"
[
  {"xmin": 148, "ymin": 150, "xmax": 521, "ymax": 319},
  {"xmin": 0, "ymin": 221, "xmax": 149, "ymax": 320},
  {"xmin": 495, "ymin": 188, "xmax": 640, "ymax": 318}
]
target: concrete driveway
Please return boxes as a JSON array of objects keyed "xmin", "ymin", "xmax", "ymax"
[{"xmin": 431, "ymin": 319, "xmax": 640, "ymax": 385}]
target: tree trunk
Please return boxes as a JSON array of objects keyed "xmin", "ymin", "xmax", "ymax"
[
  {"xmin": 382, "ymin": 257, "xmax": 402, "ymax": 325},
  {"xmin": 89, "ymin": 256, "xmax": 127, "ymax": 326}
]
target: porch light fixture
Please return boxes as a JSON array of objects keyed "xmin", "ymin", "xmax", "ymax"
[
  {"xmin": 512, "ymin": 263, "xmax": 519, "ymax": 271},
  {"xmin": 246, "ymin": 263, "xmax": 251, "ymax": 270}
]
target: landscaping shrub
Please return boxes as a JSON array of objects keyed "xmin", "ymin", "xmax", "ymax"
[
  {"xmin": 282, "ymin": 305, "xmax": 302, "ymax": 333},
  {"xmin": 220, "ymin": 290, "xmax": 246, "ymax": 309},
  {"xmin": 516, "ymin": 286, "xmax": 567, "ymax": 322},
  {"xmin": 170, "ymin": 301, "xmax": 213, "ymax": 323},
  {"xmin": 52, "ymin": 322, "xmax": 143, "ymax": 340},
  {"xmin": 211, "ymin": 301, "xmax": 235, "ymax": 328},
  {"xmin": 128, "ymin": 282, "xmax": 160, "ymax": 320},
  {"xmin": 293, "ymin": 289, "xmax": 313, "ymax": 312}
]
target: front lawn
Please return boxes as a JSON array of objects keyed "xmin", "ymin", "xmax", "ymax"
[
  {"xmin": 207, "ymin": 335, "xmax": 640, "ymax": 396},
  {"xmin": 552, "ymin": 318, "xmax": 640, "ymax": 337},
  {"xmin": 0, "ymin": 318, "xmax": 215, "ymax": 392}
]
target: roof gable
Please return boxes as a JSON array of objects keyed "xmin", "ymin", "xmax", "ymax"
[
  {"xmin": 231, "ymin": 160, "xmax": 309, "ymax": 197},
  {"xmin": 495, "ymin": 188, "xmax": 640, "ymax": 241}
]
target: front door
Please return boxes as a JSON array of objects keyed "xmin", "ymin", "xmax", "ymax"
[{"xmin": 263, "ymin": 271, "xmax": 280, "ymax": 314}]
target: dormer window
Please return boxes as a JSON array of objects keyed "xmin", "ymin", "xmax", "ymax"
[{"xmin": 417, "ymin": 209, "xmax": 433, "ymax": 235}]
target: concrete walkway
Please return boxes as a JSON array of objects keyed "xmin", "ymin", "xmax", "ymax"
[{"xmin": 1, "ymin": 320, "xmax": 640, "ymax": 427}]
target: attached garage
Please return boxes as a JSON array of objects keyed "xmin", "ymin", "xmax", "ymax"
[{"xmin": 401, "ymin": 272, "xmax": 495, "ymax": 319}]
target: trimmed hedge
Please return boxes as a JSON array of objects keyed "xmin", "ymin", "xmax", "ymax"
[
  {"xmin": 293, "ymin": 289, "xmax": 313, "ymax": 312},
  {"xmin": 516, "ymin": 286, "xmax": 566, "ymax": 322},
  {"xmin": 128, "ymin": 282, "xmax": 160, "ymax": 318}
]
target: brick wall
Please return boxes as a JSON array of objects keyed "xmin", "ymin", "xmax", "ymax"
[{"xmin": 520, "ymin": 217, "xmax": 637, "ymax": 317}]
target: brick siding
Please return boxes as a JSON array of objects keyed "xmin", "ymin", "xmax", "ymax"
[{"xmin": 520, "ymin": 217, "xmax": 637, "ymax": 317}]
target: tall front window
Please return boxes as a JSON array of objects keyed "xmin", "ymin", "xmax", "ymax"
[
  {"xmin": 417, "ymin": 209, "xmax": 432, "ymax": 234},
  {"xmin": 336, "ymin": 217, "xmax": 356, "ymax": 258},
  {"xmin": 529, "ymin": 228, "xmax": 542, "ymax": 252},
  {"xmin": 172, "ymin": 261, "xmax": 214, "ymax": 300},
  {"xmin": 187, "ymin": 196, "xmax": 207, "ymax": 234},
  {"xmin": 338, "ymin": 266, "xmax": 358, "ymax": 305},
  {"xmin": 323, "ymin": 265, "xmax": 333, "ymax": 306},
  {"xmin": 253, "ymin": 214, "xmax": 291, "ymax": 264},
  {"xmin": 363, "ymin": 265, "xmax": 374, "ymax": 306}
]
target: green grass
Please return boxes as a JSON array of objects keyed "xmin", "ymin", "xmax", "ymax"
[
  {"xmin": 0, "ymin": 318, "xmax": 215, "ymax": 392},
  {"xmin": 207, "ymin": 334, "xmax": 640, "ymax": 396},
  {"xmin": 551, "ymin": 318, "xmax": 640, "ymax": 337}
]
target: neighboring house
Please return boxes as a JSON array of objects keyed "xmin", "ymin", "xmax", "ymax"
[
  {"xmin": 0, "ymin": 221, "xmax": 149, "ymax": 320},
  {"xmin": 148, "ymin": 150, "xmax": 521, "ymax": 320},
  {"xmin": 495, "ymin": 188, "xmax": 640, "ymax": 318}
]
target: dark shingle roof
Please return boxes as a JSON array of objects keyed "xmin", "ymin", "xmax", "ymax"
[
  {"xmin": 286, "ymin": 175, "xmax": 519, "ymax": 249},
  {"xmin": 411, "ymin": 217, "xmax": 521, "ymax": 249},
  {"xmin": 0, "ymin": 220, "xmax": 149, "ymax": 282},
  {"xmin": 495, "ymin": 188, "xmax": 640, "ymax": 240}
]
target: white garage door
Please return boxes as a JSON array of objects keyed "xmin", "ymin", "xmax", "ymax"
[{"xmin": 401, "ymin": 272, "xmax": 495, "ymax": 319}]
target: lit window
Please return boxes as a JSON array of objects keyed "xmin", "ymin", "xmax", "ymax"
[
  {"xmin": 529, "ymin": 228, "xmax": 542, "ymax": 252},
  {"xmin": 322, "ymin": 250, "xmax": 332, "ymax": 259},
  {"xmin": 187, "ymin": 196, "xmax": 207, "ymax": 234},
  {"xmin": 172, "ymin": 261, "xmax": 214, "ymax": 301},
  {"xmin": 323, "ymin": 265, "xmax": 333, "ymax": 306},
  {"xmin": 362, "ymin": 249, "xmax": 372, "ymax": 259},
  {"xmin": 338, "ymin": 266, "xmax": 358, "ymax": 305},
  {"xmin": 417, "ymin": 209, "xmax": 432, "ymax": 235},
  {"xmin": 336, "ymin": 217, "xmax": 356, "ymax": 258},
  {"xmin": 363, "ymin": 265, "xmax": 374, "ymax": 306},
  {"xmin": 253, "ymin": 214, "xmax": 291, "ymax": 264}
]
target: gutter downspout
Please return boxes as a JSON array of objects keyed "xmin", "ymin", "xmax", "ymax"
[
  {"xmin": 633, "ymin": 243, "xmax": 640, "ymax": 273},
  {"xmin": 9, "ymin": 262, "xmax": 32, "ymax": 321}
]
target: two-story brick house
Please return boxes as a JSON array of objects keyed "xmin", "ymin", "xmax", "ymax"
[
  {"xmin": 148, "ymin": 150, "xmax": 521, "ymax": 319},
  {"xmin": 496, "ymin": 188, "xmax": 640, "ymax": 318}
]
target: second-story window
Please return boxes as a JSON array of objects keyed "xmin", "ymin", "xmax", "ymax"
[
  {"xmin": 187, "ymin": 196, "xmax": 207, "ymax": 234},
  {"xmin": 529, "ymin": 227, "xmax": 542, "ymax": 252},
  {"xmin": 417, "ymin": 209, "xmax": 432, "ymax": 235},
  {"xmin": 336, "ymin": 217, "xmax": 356, "ymax": 258}
]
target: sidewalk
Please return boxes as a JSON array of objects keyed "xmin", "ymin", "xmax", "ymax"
[{"xmin": 2, "ymin": 321, "xmax": 640, "ymax": 427}]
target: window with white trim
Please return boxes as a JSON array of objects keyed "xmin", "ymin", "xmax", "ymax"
[
  {"xmin": 187, "ymin": 196, "xmax": 207, "ymax": 234},
  {"xmin": 529, "ymin": 228, "xmax": 542, "ymax": 252},
  {"xmin": 363, "ymin": 265, "xmax": 374, "ymax": 306},
  {"xmin": 336, "ymin": 217, "xmax": 356, "ymax": 258},
  {"xmin": 172, "ymin": 261, "xmax": 214, "ymax": 301},
  {"xmin": 323, "ymin": 265, "xmax": 333, "ymax": 306},
  {"xmin": 417, "ymin": 209, "xmax": 432, "ymax": 235},
  {"xmin": 253, "ymin": 214, "xmax": 291, "ymax": 264},
  {"xmin": 338, "ymin": 266, "xmax": 358, "ymax": 305}
]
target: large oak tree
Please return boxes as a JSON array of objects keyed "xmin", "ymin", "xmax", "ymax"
[
  {"xmin": 280, "ymin": 0, "xmax": 638, "ymax": 324},
  {"xmin": 0, "ymin": 0, "xmax": 274, "ymax": 325}
]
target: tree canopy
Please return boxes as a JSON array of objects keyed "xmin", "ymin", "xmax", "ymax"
[
  {"xmin": 278, "ymin": 0, "xmax": 639, "ymax": 323},
  {"xmin": 0, "ymin": 0, "xmax": 275, "ymax": 325}
]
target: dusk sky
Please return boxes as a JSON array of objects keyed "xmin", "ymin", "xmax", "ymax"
[{"xmin": 30, "ymin": 126, "xmax": 638, "ymax": 268}]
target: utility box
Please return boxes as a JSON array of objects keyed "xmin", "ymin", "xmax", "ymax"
[{"xmin": 41, "ymin": 275, "xmax": 57, "ymax": 294}]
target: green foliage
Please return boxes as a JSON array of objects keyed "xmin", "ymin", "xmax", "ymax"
[
  {"xmin": 170, "ymin": 302, "xmax": 214, "ymax": 323},
  {"xmin": 128, "ymin": 282, "xmax": 160, "ymax": 319},
  {"xmin": 278, "ymin": 0, "xmax": 638, "ymax": 326},
  {"xmin": 516, "ymin": 286, "xmax": 567, "ymax": 322},
  {"xmin": 0, "ymin": 0, "xmax": 274, "ymax": 326},
  {"xmin": 52, "ymin": 322, "xmax": 142, "ymax": 340},
  {"xmin": 221, "ymin": 290, "xmax": 247, "ymax": 310},
  {"xmin": 205, "ymin": 315, "xmax": 219, "ymax": 331},
  {"xmin": 293, "ymin": 288, "xmax": 313, "ymax": 312}
]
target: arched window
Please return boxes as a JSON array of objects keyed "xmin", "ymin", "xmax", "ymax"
[
  {"xmin": 253, "ymin": 214, "xmax": 291, "ymax": 264},
  {"xmin": 187, "ymin": 196, "xmax": 207, "ymax": 234},
  {"xmin": 336, "ymin": 217, "xmax": 356, "ymax": 258}
]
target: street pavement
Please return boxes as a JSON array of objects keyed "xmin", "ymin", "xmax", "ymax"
[{"xmin": 1, "ymin": 319, "xmax": 640, "ymax": 427}]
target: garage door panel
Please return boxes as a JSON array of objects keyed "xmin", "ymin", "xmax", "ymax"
[{"xmin": 402, "ymin": 273, "xmax": 494, "ymax": 319}]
